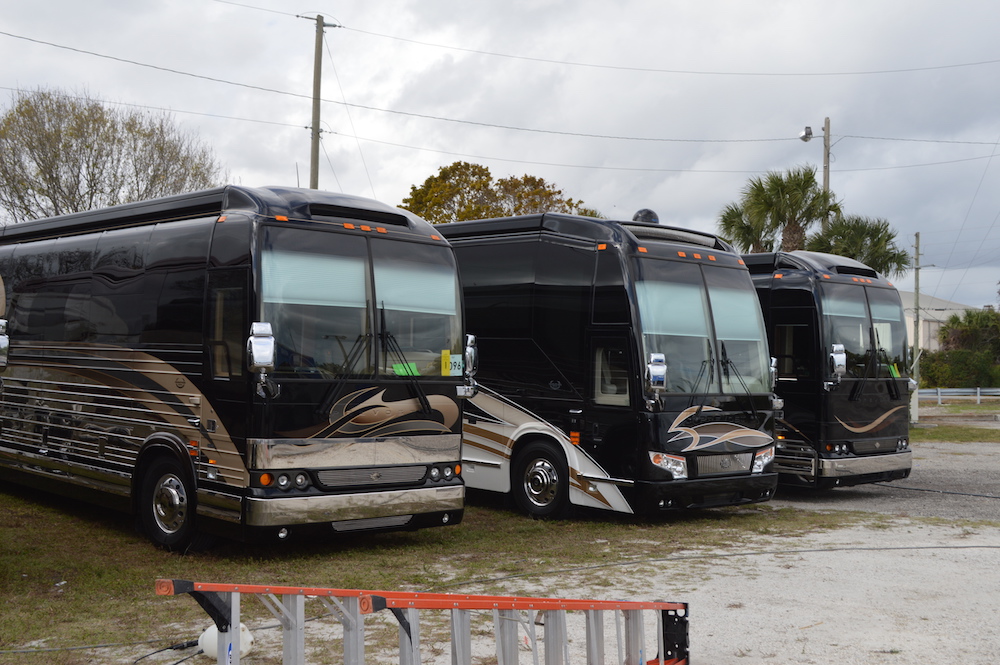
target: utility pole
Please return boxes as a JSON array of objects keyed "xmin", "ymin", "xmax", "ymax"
[
  {"xmin": 309, "ymin": 15, "xmax": 326, "ymax": 190},
  {"xmin": 822, "ymin": 117, "xmax": 830, "ymax": 231},
  {"xmin": 799, "ymin": 117, "xmax": 832, "ymax": 231},
  {"xmin": 911, "ymin": 232, "xmax": 921, "ymax": 423}
]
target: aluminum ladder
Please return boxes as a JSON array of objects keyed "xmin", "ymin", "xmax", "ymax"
[{"xmin": 156, "ymin": 578, "xmax": 688, "ymax": 665}]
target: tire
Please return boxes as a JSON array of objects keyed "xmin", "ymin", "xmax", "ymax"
[
  {"xmin": 511, "ymin": 440, "xmax": 571, "ymax": 519},
  {"xmin": 139, "ymin": 456, "xmax": 198, "ymax": 551}
]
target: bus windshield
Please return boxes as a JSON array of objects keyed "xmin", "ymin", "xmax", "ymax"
[
  {"xmin": 633, "ymin": 259, "xmax": 770, "ymax": 394},
  {"xmin": 705, "ymin": 265, "xmax": 772, "ymax": 392},
  {"xmin": 820, "ymin": 283, "xmax": 908, "ymax": 379},
  {"xmin": 867, "ymin": 286, "xmax": 908, "ymax": 376},
  {"xmin": 261, "ymin": 226, "xmax": 463, "ymax": 379}
]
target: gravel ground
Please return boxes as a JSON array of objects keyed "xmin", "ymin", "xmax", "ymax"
[{"xmin": 660, "ymin": 520, "xmax": 1000, "ymax": 664}]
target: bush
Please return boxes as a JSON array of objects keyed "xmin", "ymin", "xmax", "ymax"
[{"xmin": 919, "ymin": 349, "xmax": 1000, "ymax": 388}]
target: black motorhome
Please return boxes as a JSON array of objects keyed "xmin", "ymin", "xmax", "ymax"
[
  {"xmin": 0, "ymin": 186, "xmax": 477, "ymax": 549},
  {"xmin": 743, "ymin": 251, "xmax": 912, "ymax": 488},
  {"xmin": 439, "ymin": 214, "xmax": 779, "ymax": 517}
]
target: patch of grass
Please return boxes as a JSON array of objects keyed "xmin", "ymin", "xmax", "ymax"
[
  {"xmin": 910, "ymin": 424, "xmax": 1000, "ymax": 443},
  {"xmin": 0, "ymin": 483, "xmax": 872, "ymax": 663}
]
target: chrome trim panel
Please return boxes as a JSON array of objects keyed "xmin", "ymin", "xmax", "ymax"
[
  {"xmin": 577, "ymin": 473, "xmax": 636, "ymax": 487},
  {"xmin": 818, "ymin": 450, "xmax": 912, "ymax": 477},
  {"xmin": 195, "ymin": 488, "xmax": 243, "ymax": 523},
  {"xmin": 246, "ymin": 434, "xmax": 461, "ymax": 470},
  {"xmin": 244, "ymin": 485, "xmax": 464, "ymax": 527}
]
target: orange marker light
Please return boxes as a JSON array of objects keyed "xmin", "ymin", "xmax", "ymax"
[{"xmin": 275, "ymin": 215, "xmax": 289, "ymax": 221}]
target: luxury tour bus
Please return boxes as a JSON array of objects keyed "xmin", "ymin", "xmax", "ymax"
[
  {"xmin": 0, "ymin": 185, "xmax": 478, "ymax": 549},
  {"xmin": 439, "ymin": 213, "xmax": 780, "ymax": 518},
  {"xmin": 742, "ymin": 251, "xmax": 912, "ymax": 488}
]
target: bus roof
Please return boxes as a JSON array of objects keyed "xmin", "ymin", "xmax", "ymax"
[
  {"xmin": 437, "ymin": 213, "xmax": 735, "ymax": 252},
  {"xmin": 742, "ymin": 250, "xmax": 884, "ymax": 281},
  {"xmin": 0, "ymin": 185, "xmax": 433, "ymax": 242}
]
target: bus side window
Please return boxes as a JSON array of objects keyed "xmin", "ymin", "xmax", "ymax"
[
  {"xmin": 209, "ymin": 272, "xmax": 246, "ymax": 380},
  {"xmin": 594, "ymin": 344, "xmax": 629, "ymax": 406}
]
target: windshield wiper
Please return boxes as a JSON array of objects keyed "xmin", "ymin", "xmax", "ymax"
[
  {"xmin": 850, "ymin": 328, "xmax": 878, "ymax": 402},
  {"xmin": 720, "ymin": 341, "xmax": 759, "ymax": 423},
  {"xmin": 318, "ymin": 332, "xmax": 373, "ymax": 417},
  {"xmin": 687, "ymin": 342, "xmax": 715, "ymax": 414},
  {"xmin": 380, "ymin": 306, "xmax": 432, "ymax": 415},
  {"xmin": 873, "ymin": 327, "xmax": 902, "ymax": 400}
]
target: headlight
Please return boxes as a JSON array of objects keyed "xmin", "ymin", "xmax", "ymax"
[
  {"xmin": 649, "ymin": 452, "xmax": 688, "ymax": 480},
  {"xmin": 752, "ymin": 446, "xmax": 775, "ymax": 473},
  {"xmin": 276, "ymin": 474, "xmax": 291, "ymax": 490},
  {"xmin": 294, "ymin": 472, "xmax": 310, "ymax": 489},
  {"xmin": 429, "ymin": 467, "xmax": 441, "ymax": 481}
]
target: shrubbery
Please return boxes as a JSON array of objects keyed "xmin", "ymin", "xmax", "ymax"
[{"xmin": 919, "ymin": 349, "xmax": 1000, "ymax": 388}]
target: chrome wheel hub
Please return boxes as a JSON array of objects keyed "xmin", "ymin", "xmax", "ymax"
[
  {"xmin": 523, "ymin": 459, "xmax": 559, "ymax": 507},
  {"xmin": 153, "ymin": 474, "xmax": 188, "ymax": 534}
]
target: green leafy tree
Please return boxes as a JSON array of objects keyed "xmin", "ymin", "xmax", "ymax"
[
  {"xmin": 402, "ymin": 161, "xmax": 601, "ymax": 224},
  {"xmin": 0, "ymin": 88, "xmax": 226, "ymax": 223},
  {"xmin": 805, "ymin": 215, "xmax": 911, "ymax": 278},
  {"xmin": 717, "ymin": 165, "xmax": 840, "ymax": 252},
  {"xmin": 921, "ymin": 309, "xmax": 1000, "ymax": 388}
]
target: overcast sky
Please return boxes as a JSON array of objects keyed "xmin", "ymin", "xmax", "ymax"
[{"xmin": 3, "ymin": 0, "xmax": 999, "ymax": 309}]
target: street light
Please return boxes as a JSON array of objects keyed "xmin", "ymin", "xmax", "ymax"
[{"xmin": 799, "ymin": 116, "xmax": 831, "ymax": 230}]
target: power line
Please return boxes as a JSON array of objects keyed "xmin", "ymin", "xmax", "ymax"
[
  {"xmin": 340, "ymin": 26, "xmax": 1000, "ymax": 78},
  {"xmin": 6, "ymin": 29, "xmax": 1000, "ymax": 150},
  {"xmin": 210, "ymin": 0, "xmax": 1000, "ymax": 79}
]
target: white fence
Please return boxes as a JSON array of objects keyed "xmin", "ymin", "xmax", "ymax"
[{"xmin": 918, "ymin": 388, "xmax": 1000, "ymax": 404}]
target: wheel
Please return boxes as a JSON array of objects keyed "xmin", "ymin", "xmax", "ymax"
[
  {"xmin": 512, "ymin": 440, "xmax": 571, "ymax": 518},
  {"xmin": 140, "ymin": 456, "xmax": 197, "ymax": 551}
]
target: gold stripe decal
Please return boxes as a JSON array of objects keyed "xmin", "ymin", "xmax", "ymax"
[{"xmin": 836, "ymin": 406, "xmax": 907, "ymax": 433}]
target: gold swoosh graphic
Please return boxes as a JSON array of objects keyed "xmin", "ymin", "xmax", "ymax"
[{"xmin": 836, "ymin": 405, "xmax": 907, "ymax": 433}]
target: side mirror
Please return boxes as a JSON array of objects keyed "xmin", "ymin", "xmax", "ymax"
[
  {"xmin": 247, "ymin": 322, "xmax": 279, "ymax": 398},
  {"xmin": 0, "ymin": 319, "xmax": 8, "ymax": 370},
  {"xmin": 647, "ymin": 352, "xmax": 667, "ymax": 389},
  {"xmin": 769, "ymin": 356, "xmax": 778, "ymax": 390},
  {"xmin": 247, "ymin": 322, "xmax": 276, "ymax": 372},
  {"xmin": 825, "ymin": 343, "xmax": 847, "ymax": 391},
  {"xmin": 830, "ymin": 343, "xmax": 847, "ymax": 378},
  {"xmin": 457, "ymin": 334, "xmax": 479, "ymax": 398}
]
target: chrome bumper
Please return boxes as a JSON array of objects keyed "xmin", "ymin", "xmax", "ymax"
[
  {"xmin": 819, "ymin": 450, "xmax": 912, "ymax": 478},
  {"xmin": 244, "ymin": 485, "xmax": 464, "ymax": 527}
]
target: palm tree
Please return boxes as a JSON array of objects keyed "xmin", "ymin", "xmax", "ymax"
[
  {"xmin": 805, "ymin": 215, "xmax": 911, "ymax": 278},
  {"xmin": 717, "ymin": 165, "xmax": 840, "ymax": 252},
  {"xmin": 717, "ymin": 201, "xmax": 776, "ymax": 253}
]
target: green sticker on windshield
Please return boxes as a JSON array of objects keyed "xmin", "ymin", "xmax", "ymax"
[{"xmin": 393, "ymin": 362, "xmax": 420, "ymax": 376}]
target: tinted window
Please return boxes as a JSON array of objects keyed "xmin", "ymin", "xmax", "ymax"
[{"xmin": 455, "ymin": 240, "xmax": 535, "ymax": 338}]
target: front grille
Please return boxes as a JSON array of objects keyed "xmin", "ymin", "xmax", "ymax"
[
  {"xmin": 316, "ymin": 466, "xmax": 425, "ymax": 489},
  {"xmin": 696, "ymin": 452, "xmax": 753, "ymax": 476}
]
